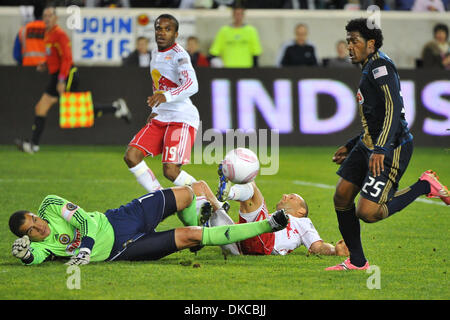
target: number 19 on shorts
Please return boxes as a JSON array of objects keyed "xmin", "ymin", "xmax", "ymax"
[{"xmin": 164, "ymin": 146, "xmax": 178, "ymax": 163}]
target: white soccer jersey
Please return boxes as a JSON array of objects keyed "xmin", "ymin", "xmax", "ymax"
[
  {"xmin": 238, "ymin": 204, "xmax": 322, "ymax": 256},
  {"xmin": 272, "ymin": 216, "xmax": 322, "ymax": 256},
  {"xmin": 150, "ymin": 43, "xmax": 200, "ymax": 129}
]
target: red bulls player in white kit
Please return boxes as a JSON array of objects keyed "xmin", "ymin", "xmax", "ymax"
[{"xmin": 124, "ymin": 14, "xmax": 199, "ymax": 192}]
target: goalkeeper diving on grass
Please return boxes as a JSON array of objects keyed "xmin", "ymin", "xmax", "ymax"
[{"xmin": 8, "ymin": 186, "xmax": 289, "ymax": 266}]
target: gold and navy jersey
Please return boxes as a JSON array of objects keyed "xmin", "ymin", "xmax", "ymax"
[{"xmin": 355, "ymin": 51, "xmax": 412, "ymax": 153}]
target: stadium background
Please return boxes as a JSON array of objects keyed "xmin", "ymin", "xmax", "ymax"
[
  {"xmin": 0, "ymin": 5, "xmax": 449, "ymax": 149},
  {"xmin": 0, "ymin": 1, "xmax": 449, "ymax": 303}
]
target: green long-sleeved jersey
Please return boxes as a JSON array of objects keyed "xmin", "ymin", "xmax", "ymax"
[{"xmin": 26, "ymin": 195, "xmax": 115, "ymax": 265}]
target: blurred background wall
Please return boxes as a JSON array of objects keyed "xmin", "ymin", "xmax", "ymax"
[
  {"xmin": 0, "ymin": 7, "xmax": 448, "ymax": 68},
  {"xmin": 0, "ymin": 5, "xmax": 448, "ymax": 147}
]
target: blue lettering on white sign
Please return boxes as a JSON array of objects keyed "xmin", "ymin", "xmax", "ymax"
[
  {"xmin": 119, "ymin": 39, "xmax": 130, "ymax": 57},
  {"xmin": 74, "ymin": 15, "xmax": 134, "ymax": 62},
  {"xmin": 118, "ymin": 18, "xmax": 132, "ymax": 34},
  {"xmin": 77, "ymin": 16, "xmax": 132, "ymax": 34},
  {"xmin": 102, "ymin": 17, "xmax": 115, "ymax": 33},
  {"xmin": 81, "ymin": 38, "xmax": 95, "ymax": 58}
]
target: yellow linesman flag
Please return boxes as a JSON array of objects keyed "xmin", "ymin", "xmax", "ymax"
[{"xmin": 59, "ymin": 92, "xmax": 94, "ymax": 128}]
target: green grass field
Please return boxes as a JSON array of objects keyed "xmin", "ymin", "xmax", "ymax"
[{"xmin": 0, "ymin": 145, "xmax": 448, "ymax": 300}]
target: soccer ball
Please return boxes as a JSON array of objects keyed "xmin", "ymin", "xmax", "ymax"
[{"xmin": 221, "ymin": 148, "xmax": 260, "ymax": 184}]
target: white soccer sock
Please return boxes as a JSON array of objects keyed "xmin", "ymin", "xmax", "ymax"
[
  {"xmin": 210, "ymin": 208, "xmax": 235, "ymax": 227},
  {"xmin": 195, "ymin": 196, "xmax": 208, "ymax": 213},
  {"xmin": 129, "ymin": 160, "xmax": 162, "ymax": 192},
  {"xmin": 173, "ymin": 170, "xmax": 196, "ymax": 186},
  {"xmin": 227, "ymin": 183, "xmax": 254, "ymax": 201}
]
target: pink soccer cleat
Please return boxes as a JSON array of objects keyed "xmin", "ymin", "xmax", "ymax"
[
  {"xmin": 419, "ymin": 170, "xmax": 450, "ymax": 205},
  {"xmin": 325, "ymin": 258, "xmax": 370, "ymax": 271}
]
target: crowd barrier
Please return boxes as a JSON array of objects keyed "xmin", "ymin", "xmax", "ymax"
[{"xmin": 1, "ymin": 66, "xmax": 448, "ymax": 147}]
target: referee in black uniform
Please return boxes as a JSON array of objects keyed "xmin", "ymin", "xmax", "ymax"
[{"xmin": 326, "ymin": 18, "xmax": 447, "ymax": 270}]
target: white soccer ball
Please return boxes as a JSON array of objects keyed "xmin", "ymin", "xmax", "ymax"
[{"xmin": 221, "ymin": 148, "xmax": 260, "ymax": 184}]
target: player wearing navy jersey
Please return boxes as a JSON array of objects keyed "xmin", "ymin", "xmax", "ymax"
[{"xmin": 326, "ymin": 18, "xmax": 449, "ymax": 271}]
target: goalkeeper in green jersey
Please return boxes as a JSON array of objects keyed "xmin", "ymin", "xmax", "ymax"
[{"xmin": 8, "ymin": 185, "xmax": 289, "ymax": 266}]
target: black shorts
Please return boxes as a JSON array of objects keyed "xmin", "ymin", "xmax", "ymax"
[
  {"xmin": 104, "ymin": 188, "xmax": 179, "ymax": 261},
  {"xmin": 45, "ymin": 66, "xmax": 79, "ymax": 97},
  {"xmin": 337, "ymin": 140, "xmax": 413, "ymax": 204}
]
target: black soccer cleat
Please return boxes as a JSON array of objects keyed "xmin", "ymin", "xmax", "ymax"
[
  {"xmin": 14, "ymin": 138, "xmax": 39, "ymax": 154},
  {"xmin": 216, "ymin": 163, "xmax": 231, "ymax": 202},
  {"xmin": 113, "ymin": 98, "xmax": 132, "ymax": 123},
  {"xmin": 221, "ymin": 201, "xmax": 230, "ymax": 213},
  {"xmin": 217, "ymin": 162, "xmax": 224, "ymax": 176},
  {"xmin": 198, "ymin": 201, "xmax": 212, "ymax": 226},
  {"xmin": 268, "ymin": 209, "xmax": 289, "ymax": 232},
  {"xmin": 189, "ymin": 244, "xmax": 204, "ymax": 254},
  {"xmin": 190, "ymin": 202, "xmax": 212, "ymax": 254}
]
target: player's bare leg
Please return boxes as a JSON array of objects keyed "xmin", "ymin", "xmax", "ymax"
[
  {"xmin": 356, "ymin": 198, "xmax": 385, "ymax": 223},
  {"xmin": 163, "ymin": 163, "xmax": 181, "ymax": 182},
  {"xmin": 166, "ymin": 163, "xmax": 197, "ymax": 187},
  {"xmin": 124, "ymin": 145, "xmax": 145, "ymax": 168},
  {"xmin": 192, "ymin": 180, "xmax": 222, "ymax": 211},
  {"xmin": 171, "ymin": 185, "xmax": 196, "ymax": 211},
  {"xmin": 35, "ymin": 93, "xmax": 58, "ymax": 116},
  {"xmin": 124, "ymin": 146, "xmax": 162, "ymax": 192},
  {"xmin": 333, "ymin": 178, "xmax": 360, "ymax": 209},
  {"xmin": 174, "ymin": 226, "xmax": 203, "ymax": 249}
]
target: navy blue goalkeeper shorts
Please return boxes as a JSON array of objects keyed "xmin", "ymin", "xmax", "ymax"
[
  {"xmin": 337, "ymin": 139, "xmax": 413, "ymax": 204},
  {"xmin": 104, "ymin": 188, "xmax": 179, "ymax": 261}
]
